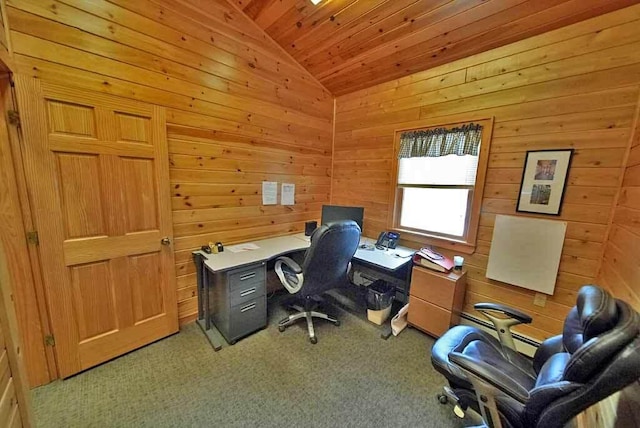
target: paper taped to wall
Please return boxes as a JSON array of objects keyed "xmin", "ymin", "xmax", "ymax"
[
  {"xmin": 281, "ymin": 183, "xmax": 295, "ymax": 205},
  {"xmin": 262, "ymin": 181, "xmax": 277, "ymax": 205}
]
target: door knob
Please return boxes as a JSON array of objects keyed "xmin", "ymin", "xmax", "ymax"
[{"xmin": 161, "ymin": 237, "xmax": 171, "ymax": 246}]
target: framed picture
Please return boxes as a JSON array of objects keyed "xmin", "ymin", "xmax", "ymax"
[{"xmin": 516, "ymin": 149, "xmax": 573, "ymax": 215}]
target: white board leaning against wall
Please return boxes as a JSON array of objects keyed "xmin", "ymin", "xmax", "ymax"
[{"xmin": 486, "ymin": 215, "xmax": 567, "ymax": 295}]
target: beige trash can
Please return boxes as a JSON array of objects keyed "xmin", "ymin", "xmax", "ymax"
[
  {"xmin": 366, "ymin": 280, "xmax": 394, "ymax": 325},
  {"xmin": 367, "ymin": 306, "xmax": 392, "ymax": 325}
]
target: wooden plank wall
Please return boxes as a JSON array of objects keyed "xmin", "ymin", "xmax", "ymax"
[
  {"xmin": 0, "ymin": 238, "xmax": 34, "ymax": 427},
  {"xmin": 332, "ymin": 5, "xmax": 640, "ymax": 341},
  {"xmin": 0, "ymin": 1, "xmax": 7, "ymax": 51},
  {"xmin": 0, "ymin": 0, "xmax": 11, "ymax": 72},
  {"xmin": 597, "ymin": 98, "xmax": 640, "ymax": 311},
  {"xmin": 5, "ymin": 0, "xmax": 333, "ymax": 327},
  {"xmin": 235, "ymin": 0, "xmax": 639, "ymax": 96}
]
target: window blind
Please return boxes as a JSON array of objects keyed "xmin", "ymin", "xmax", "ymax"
[{"xmin": 397, "ymin": 154, "xmax": 479, "ymax": 186}]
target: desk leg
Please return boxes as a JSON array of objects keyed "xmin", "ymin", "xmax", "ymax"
[
  {"xmin": 195, "ymin": 263, "xmax": 225, "ymax": 351},
  {"xmin": 203, "ymin": 264, "xmax": 211, "ymax": 330},
  {"xmin": 194, "ymin": 254, "xmax": 204, "ymax": 321},
  {"xmin": 196, "ymin": 319, "xmax": 224, "ymax": 352},
  {"xmin": 380, "ymin": 263, "xmax": 412, "ymax": 340},
  {"xmin": 403, "ymin": 263, "xmax": 412, "ymax": 304},
  {"xmin": 380, "ymin": 325, "xmax": 392, "ymax": 340}
]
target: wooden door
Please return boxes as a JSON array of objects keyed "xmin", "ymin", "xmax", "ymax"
[{"xmin": 14, "ymin": 76, "xmax": 178, "ymax": 378}]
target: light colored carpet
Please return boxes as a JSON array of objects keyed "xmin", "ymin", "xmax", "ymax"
[{"xmin": 33, "ymin": 288, "xmax": 465, "ymax": 427}]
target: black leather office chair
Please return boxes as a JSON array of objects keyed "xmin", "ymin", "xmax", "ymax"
[
  {"xmin": 431, "ymin": 285, "xmax": 640, "ymax": 428},
  {"xmin": 275, "ymin": 220, "xmax": 361, "ymax": 344}
]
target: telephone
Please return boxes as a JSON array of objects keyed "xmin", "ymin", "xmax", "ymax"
[{"xmin": 376, "ymin": 231, "xmax": 400, "ymax": 249}]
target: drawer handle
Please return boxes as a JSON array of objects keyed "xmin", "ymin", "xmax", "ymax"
[
  {"xmin": 240, "ymin": 303, "xmax": 256, "ymax": 313},
  {"xmin": 239, "ymin": 273, "xmax": 256, "ymax": 281},
  {"xmin": 240, "ymin": 287, "xmax": 257, "ymax": 297}
]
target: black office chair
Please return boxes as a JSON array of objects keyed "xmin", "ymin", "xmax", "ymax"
[
  {"xmin": 430, "ymin": 285, "xmax": 640, "ymax": 428},
  {"xmin": 274, "ymin": 220, "xmax": 361, "ymax": 344}
]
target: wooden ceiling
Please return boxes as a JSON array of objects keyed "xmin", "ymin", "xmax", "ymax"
[{"xmin": 234, "ymin": 0, "xmax": 638, "ymax": 95}]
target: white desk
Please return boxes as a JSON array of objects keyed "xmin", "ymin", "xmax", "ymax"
[
  {"xmin": 199, "ymin": 233, "xmax": 414, "ymax": 273},
  {"xmin": 203, "ymin": 233, "xmax": 310, "ymax": 272},
  {"xmin": 193, "ymin": 233, "xmax": 310, "ymax": 349},
  {"xmin": 193, "ymin": 233, "xmax": 416, "ymax": 348},
  {"xmin": 354, "ymin": 237, "xmax": 415, "ymax": 272}
]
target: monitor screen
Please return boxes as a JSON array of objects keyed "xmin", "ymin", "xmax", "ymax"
[{"xmin": 321, "ymin": 205, "xmax": 364, "ymax": 230}]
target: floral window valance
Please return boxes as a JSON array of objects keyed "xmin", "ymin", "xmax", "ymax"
[{"xmin": 397, "ymin": 123, "xmax": 483, "ymax": 159}]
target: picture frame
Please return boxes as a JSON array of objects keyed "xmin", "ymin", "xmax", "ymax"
[{"xmin": 516, "ymin": 149, "xmax": 573, "ymax": 215}]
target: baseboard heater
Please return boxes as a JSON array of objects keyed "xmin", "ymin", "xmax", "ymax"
[{"xmin": 460, "ymin": 312, "xmax": 541, "ymax": 353}]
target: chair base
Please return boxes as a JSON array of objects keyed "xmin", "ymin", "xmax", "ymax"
[
  {"xmin": 278, "ymin": 304, "xmax": 340, "ymax": 344},
  {"xmin": 437, "ymin": 386, "xmax": 488, "ymax": 427}
]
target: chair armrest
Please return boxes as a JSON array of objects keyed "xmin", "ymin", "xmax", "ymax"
[
  {"xmin": 449, "ymin": 352, "xmax": 530, "ymax": 404},
  {"xmin": 276, "ymin": 256, "xmax": 302, "ymax": 274},
  {"xmin": 474, "ymin": 303, "xmax": 533, "ymax": 324},
  {"xmin": 275, "ymin": 257, "xmax": 304, "ymax": 294},
  {"xmin": 474, "ymin": 303, "xmax": 533, "ymax": 351}
]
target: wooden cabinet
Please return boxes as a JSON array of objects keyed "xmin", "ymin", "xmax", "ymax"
[{"xmin": 408, "ymin": 266, "xmax": 467, "ymax": 338}]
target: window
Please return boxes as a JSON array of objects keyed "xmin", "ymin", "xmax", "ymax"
[{"xmin": 392, "ymin": 120, "xmax": 492, "ymax": 252}]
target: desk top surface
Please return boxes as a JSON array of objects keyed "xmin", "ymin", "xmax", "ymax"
[
  {"xmin": 196, "ymin": 233, "xmax": 416, "ymax": 273},
  {"xmin": 200, "ymin": 233, "xmax": 310, "ymax": 272},
  {"xmin": 354, "ymin": 237, "xmax": 415, "ymax": 271}
]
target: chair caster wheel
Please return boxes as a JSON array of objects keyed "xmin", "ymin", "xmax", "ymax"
[
  {"xmin": 334, "ymin": 320, "xmax": 341, "ymax": 327},
  {"xmin": 437, "ymin": 394, "xmax": 448, "ymax": 404},
  {"xmin": 310, "ymin": 337, "xmax": 317, "ymax": 344},
  {"xmin": 278, "ymin": 325, "xmax": 286, "ymax": 332}
]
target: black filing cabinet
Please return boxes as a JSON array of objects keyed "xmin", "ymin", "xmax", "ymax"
[{"xmin": 208, "ymin": 262, "xmax": 267, "ymax": 344}]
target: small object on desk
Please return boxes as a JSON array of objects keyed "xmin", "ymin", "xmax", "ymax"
[
  {"xmin": 375, "ymin": 231, "xmax": 400, "ymax": 249},
  {"xmin": 359, "ymin": 243, "xmax": 375, "ymax": 250},
  {"xmin": 210, "ymin": 241, "xmax": 219, "ymax": 254},
  {"xmin": 227, "ymin": 242, "xmax": 260, "ymax": 253},
  {"xmin": 413, "ymin": 247, "xmax": 453, "ymax": 272},
  {"xmin": 393, "ymin": 252, "xmax": 413, "ymax": 258},
  {"xmin": 304, "ymin": 220, "xmax": 318, "ymax": 236},
  {"xmin": 201, "ymin": 245, "xmax": 212, "ymax": 254},
  {"xmin": 453, "ymin": 255, "xmax": 464, "ymax": 271},
  {"xmin": 216, "ymin": 242, "xmax": 224, "ymax": 253}
]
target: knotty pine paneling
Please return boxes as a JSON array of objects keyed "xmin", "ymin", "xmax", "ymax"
[
  {"xmin": 6, "ymin": 0, "xmax": 332, "ymax": 327},
  {"xmin": 0, "ymin": 1, "xmax": 7, "ymax": 51},
  {"xmin": 333, "ymin": 5, "xmax": 640, "ymax": 341},
  {"xmin": 597, "ymin": 102, "xmax": 640, "ymax": 311},
  {"xmin": 235, "ymin": 0, "xmax": 636, "ymax": 95},
  {"xmin": 0, "ymin": 0, "xmax": 10, "ymax": 71},
  {"xmin": 168, "ymin": 123, "xmax": 331, "ymax": 308},
  {"xmin": 0, "ymin": 240, "xmax": 33, "ymax": 427}
]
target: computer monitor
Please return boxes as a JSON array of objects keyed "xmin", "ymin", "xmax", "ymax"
[{"xmin": 321, "ymin": 205, "xmax": 364, "ymax": 231}]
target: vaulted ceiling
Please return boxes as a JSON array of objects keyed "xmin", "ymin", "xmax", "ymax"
[{"xmin": 234, "ymin": 0, "xmax": 638, "ymax": 95}]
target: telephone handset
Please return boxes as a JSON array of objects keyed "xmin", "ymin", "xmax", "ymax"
[{"xmin": 376, "ymin": 231, "xmax": 400, "ymax": 249}]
